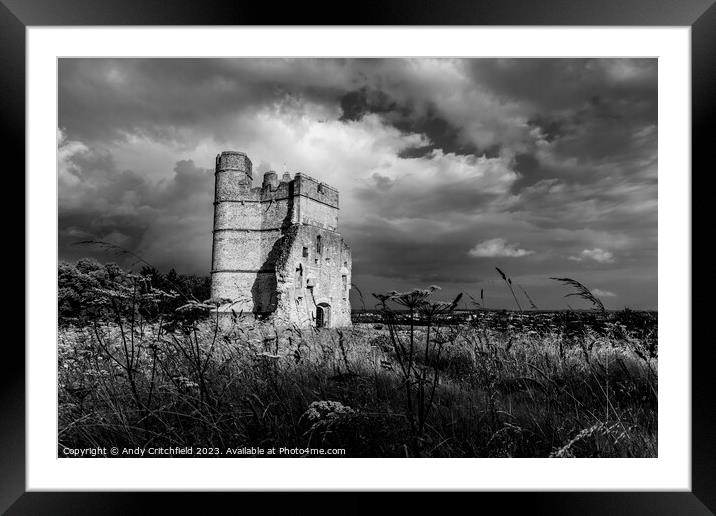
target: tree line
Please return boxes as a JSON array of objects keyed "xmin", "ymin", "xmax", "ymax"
[{"xmin": 58, "ymin": 258, "xmax": 211, "ymax": 325}]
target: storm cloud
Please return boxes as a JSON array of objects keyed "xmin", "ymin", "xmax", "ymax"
[{"xmin": 58, "ymin": 58, "xmax": 658, "ymax": 309}]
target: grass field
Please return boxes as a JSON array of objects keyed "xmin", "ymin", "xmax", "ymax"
[{"xmin": 58, "ymin": 299, "xmax": 657, "ymax": 458}]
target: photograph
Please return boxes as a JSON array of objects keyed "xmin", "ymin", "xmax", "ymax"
[
  {"xmin": 56, "ymin": 57, "xmax": 659, "ymax": 459},
  {"xmin": 1, "ymin": 0, "xmax": 709, "ymax": 507}
]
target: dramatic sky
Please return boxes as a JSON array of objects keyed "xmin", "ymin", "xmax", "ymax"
[{"xmin": 58, "ymin": 58, "xmax": 657, "ymax": 310}]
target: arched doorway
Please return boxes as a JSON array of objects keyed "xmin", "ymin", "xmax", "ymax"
[{"xmin": 316, "ymin": 303, "xmax": 331, "ymax": 328}]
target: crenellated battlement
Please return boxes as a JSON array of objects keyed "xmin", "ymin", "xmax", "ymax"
[
  {"xmin": 213, "ymin": 156, "xmax": 340, "ymax": 231},
  {"xmin": 293, "ymin": 173, "xmax": 339, "ymax": 209},
  {"xmin": 216, "ymin": 151, "xmax": 252, "ymax": 179}
]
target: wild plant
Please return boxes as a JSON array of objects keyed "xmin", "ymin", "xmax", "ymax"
[
  {"xmin": 371, "ymin": 286, "xmax": 462, "ymax": 454},
  {"xmin": 58, "ymin": 259, "xmax": 657, "ymax": 458},
  {"xmin": 550, "ymin": 276, "xmax": 606, "ymax": 313},
  {"xmin": 496, "ymin": 267, "xmax": 523, "ymax": 312}
]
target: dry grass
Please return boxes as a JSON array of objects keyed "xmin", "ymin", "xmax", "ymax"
[{"xmin": 58, "ymin": 313, "xmax": 657, "ymax": 457}]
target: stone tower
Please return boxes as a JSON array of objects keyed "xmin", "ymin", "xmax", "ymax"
[{"xmin": 211, "ymin": 150, "xmax": 352, "ymax": 327}]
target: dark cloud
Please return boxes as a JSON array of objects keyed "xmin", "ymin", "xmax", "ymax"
[
  {"xmin": 355, "ymin": 168, "xmax": 508, "ymax": 219},
  {"xmin": 59, "ymin": 59, "xmax": 349, "ymax": 145},
  {"xmin": 59, "ymin": 133, "xmax": 214, "ymax": 273},
  {"xmin": 58, "ymin": 58, "xmax": 658, "ymax": 309},
  {"xmin": 339, "ymin": 87, "xmax": 398, "ymax": 122},
  {"xmin": 390, "ymin": 109, "xmax": 485, "ymax": 158},
  {"xmin": 467, "ymin": 59, "xmax": 657, "ymax": 116},
  {"xmin": 527, "ymin": 117, "xmax": 564, "ymax": 143},
  {"xmin": 339, "ymin": 87, "xmax": 492, "ymax": 158},
  {"xmin": 343, "ymin": 219, "xmax": 486, "ymax": 285}
]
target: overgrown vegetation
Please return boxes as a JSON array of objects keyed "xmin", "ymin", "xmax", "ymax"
[
  {"xmin": 59, "ymin": 259, "xmax": 210, "ymax": 324},
  {"xmin": 58, "ymin": 261, "xmax": 657, "ymax": 458}
]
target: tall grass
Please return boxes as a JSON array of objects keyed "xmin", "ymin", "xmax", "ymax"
[{"xmin": 59, "ymin": 277, "xmax": 657, "ymax": 457}]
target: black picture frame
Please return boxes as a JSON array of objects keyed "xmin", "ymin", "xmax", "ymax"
[{"xmin": 3, "ymin": 0, "xmax": 713, "ymax": 513}]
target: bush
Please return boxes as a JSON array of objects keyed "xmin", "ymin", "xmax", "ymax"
[{"xmin": 58, "ymin": 260, "xmax": 211, "ymax": 325}]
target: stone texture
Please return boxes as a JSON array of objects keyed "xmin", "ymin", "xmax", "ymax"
[{"xmin": 211, "ymin": 151, "xmax": 352, "ymax": 327}]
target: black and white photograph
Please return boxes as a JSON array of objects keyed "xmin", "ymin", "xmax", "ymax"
[{"xmin": 57, "ymin": 57, "xmax": 658, "ymax": 459}]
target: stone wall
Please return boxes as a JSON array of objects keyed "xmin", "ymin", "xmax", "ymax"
[
  {"xmin": 293, "ymin": 173, "xmax": 339, "ymax": 207},
  {"xmin": 274, "ymin": 225, "xmax": 352, "ymax": 327},
  {"xmin": 213, "ymin": 200, "xmax": 290, "ymax": 231},
  {"xmin": 292, "ymin": 174, "xmax": 339, "ymax": 230},
  {"xmin": 209, "ymin": 270, "xmax": 276, "ymax": 314}
]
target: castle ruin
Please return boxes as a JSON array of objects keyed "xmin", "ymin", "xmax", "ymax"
[{"xmin": 210, "ymin": 151, "xmax": 352, "ymax": 327}]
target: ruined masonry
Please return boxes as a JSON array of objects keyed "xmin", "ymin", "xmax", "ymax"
[{"xmin": 210, "ymin": 151, "xmax": 352, "ymax": 327}]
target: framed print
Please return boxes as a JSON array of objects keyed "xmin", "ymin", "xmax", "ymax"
[{"xmin": 3, "ymin": 0, "xmax": 714, "ymax": 513}]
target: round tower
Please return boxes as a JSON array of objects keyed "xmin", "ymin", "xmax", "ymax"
[
  {"xmin": 214, "ymin": 151, "xmax": 252, "ymax": 202},
  {"xmin": 211, "ymin": 151, "xmax": 253, "ymax": 302}
]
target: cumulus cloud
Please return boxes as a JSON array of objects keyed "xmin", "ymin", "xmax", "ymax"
[
  {"xmin": 569, "ymin": 248, "xmax": 615, "ymax": 263},
  {"xmin": 354, "ymin": 149, "xmax": 518, "ymax": 221},
  {"xmin": 58, "ymin": 129, "xmax": 214, "ymax": 273},
  {"xmin": 592, "ymin": 289, "xmax": 616, "ymax": 297},
  {"xmin": 468, "ymin": 238, "xmax": 535, "ymax": 258},
  {"xmin": 57, "ymin": 58, "xmax": 657, "ymax": 308}
]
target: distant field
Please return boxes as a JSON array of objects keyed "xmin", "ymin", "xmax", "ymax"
[{"xmin": 353, "ymin": 308, "xmax": 657, "ymax": 338}]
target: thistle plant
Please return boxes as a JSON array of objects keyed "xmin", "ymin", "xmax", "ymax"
[{"xmin": 372, "ymin": 286, "xmax": 462, "ymax": 453}]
